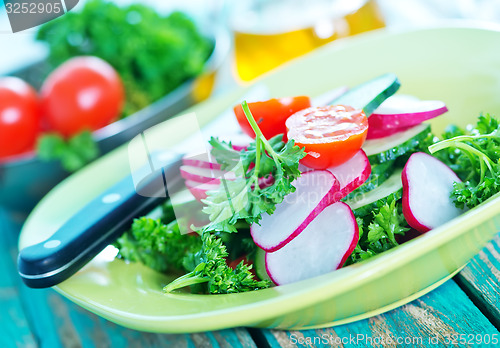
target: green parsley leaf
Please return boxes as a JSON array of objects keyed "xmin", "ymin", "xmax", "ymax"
[
  {"xmin": 429, "ymin": 113, "xmax": 500, "ymax": 209},
  {"xmin": 164, "ymin": 232, "xmax": 270, "ymax": 294},
  {"xmin": 37, "ymin": 131, "xmax": 99, "ymax": 172},
  {"xmin": 345, "ymin": 198, "xmax": 409, "ymax": 265},
  {"xmin": 114, "ymin": 217, "xmax": 202, "ymax": 273}
]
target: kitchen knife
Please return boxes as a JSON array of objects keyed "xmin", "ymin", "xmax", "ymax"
[{"xmin": 18, "ymin": 151, "xmax": 184, "ymax": 288}]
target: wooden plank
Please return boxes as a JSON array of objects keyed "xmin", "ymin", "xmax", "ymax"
[
  {"xmin": 455, "ymin": 233, "xmax": 500, "ymax": 328},
  {"xmin": 260, "ymin": 280, "xmax": 499, "ymax": 347},
  {"xmin": 0, "ymin": 209, "xmax": 37, "ymax": 348},
  {"xmin": 20, "ymin": 287, "xmax": 257, "ymax": 348},
  {"xmin": 2, "ymin": 209, "xmax": 257, "ymax": 348}
]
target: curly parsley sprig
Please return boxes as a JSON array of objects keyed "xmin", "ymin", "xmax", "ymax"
[
  {"xmin": 345, "ymin": 197, "xmax": 409, "ymax": 265},
  {"xmin": 114, "ymin": 217, "xmax": 202, "ymax": 273},
  {"xmin": 429, "ymin": 114, "xmax": 500, "ymax": 209},
  {"xmin": 164, "ymin": 233, "xmax": 270, "ymax": 294}
]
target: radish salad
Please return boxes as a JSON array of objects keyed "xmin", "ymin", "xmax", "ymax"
[{"xmin": 113, "ymin": 74, "xmax": 500, "ymax": 294}]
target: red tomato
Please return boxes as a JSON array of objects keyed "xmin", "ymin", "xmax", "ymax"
[
  {"xmin": 234, "ymin": 96, "xmax": 311, "ymax": 140},
  {"xmin": 0, "ymin": 77, "xmax": 40, "ymax": 160},
  {"xmin": 286, "ymin": 105, "xmax": 368, "ymax": 169},
  {"xmin": 41, "ymin": 56, "xmax": 124, "ymax": 138}
]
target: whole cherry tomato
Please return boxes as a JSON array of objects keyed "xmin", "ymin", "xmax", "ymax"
[
  {"xmin": 286, "ymin": 105, "xmax": 368, "ymax": 169},
  {"xmin": 0, "ymin": 77, "xmax": 40, "ymax": 160},
  {"xmin": 234, "ymin": 96, "xmax": 311, "ymax": 140},
  {"xmin": 41, "ymin": 56, "xmax": 124, "ymax": 138}
]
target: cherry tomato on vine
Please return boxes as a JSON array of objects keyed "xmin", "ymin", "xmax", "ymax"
[
  {"xmin": 0, "ymin": 77, "xmax": 40, "ymax": 160},
  {"xmin": 234, "ymin": 96, "xmax": 311, "ymax": 140},
  {"xmin": 286, "ymin": 105, "xmax": 368, "ymax": 169},
  {"xmin": 41, "ymin": 56, "xmax": 124, "ymax": 138}
]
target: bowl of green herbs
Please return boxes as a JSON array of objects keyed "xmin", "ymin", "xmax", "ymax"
[{"xmin": 0, "ymin": 0, "xmax": 229, "ymax": 214}]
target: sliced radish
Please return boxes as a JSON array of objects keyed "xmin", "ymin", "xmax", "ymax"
[
  {"xmin": 299, "ymin": 150, "xmax": 371, "ymax": 200},
  {"xmin": 265, "ymin": 202, "xmax": 358, "ymax": 285},
  {"xmin": 182, "ymin": 152, "xmax": 222, "ymax": 170},
  {"xmin": 185, "ymin": 180, "xmax": 220, "ymax": 201},
  {"xmin": 185, "ymin": 175, "xmax": 273, "ymax": 202},
  {"xmin": 298, "ymin": 163, "xmax": 314, "ymax": 173},
  {"xmin": 257, "ymin": 174, "xmax": 275, "ymax": 189},
  {"xmin": 402, "ymin": 152, "xmax": 466, "ymax": 233},
  {"xmin": 326, "ymin": 149, "xmax": 371, "ymax": 201},
  {"xmin": 367, "ymin": 125, "xmax": 413, "ymax": 139},
  {"xmin": 180, "ymin": 165, "xmax": 237, "ymax": 184},
  {"xmin": 250, "ymin": 170, "xmax": 339, "ymax": 252},
  {"xmin": 217, "ymin": 133, "xmax": 252, "ymax": 151},
  {"xmin": 182, "ymin": 135, "xmax": 251, "ymax": 169},
  {"xmin": 369, "ymin": 95, "xmax": 448, "ymax": 131}
]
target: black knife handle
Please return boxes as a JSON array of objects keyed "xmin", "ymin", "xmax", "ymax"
[{"xmin": 18, "ymin": 154, "xmax": 183, "ymax": 288}]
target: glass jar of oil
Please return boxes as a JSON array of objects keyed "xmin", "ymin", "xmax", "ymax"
[{"xmin": 230, "ymin": 0, "xmax": 385, "ymax": 82}]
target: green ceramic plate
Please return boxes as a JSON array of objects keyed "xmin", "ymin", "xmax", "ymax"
[{"xmin": 19, "ymin": 25, "xmax": 500, "ymax": 333}]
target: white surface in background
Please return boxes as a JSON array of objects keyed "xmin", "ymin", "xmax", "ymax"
[
  {"xmin": 377, "ymin": 0, "xmax": 500, "ymax": 28},
  {"xmin": 0, "ymin": 10, "xmax": 47, "ymax": 74}
]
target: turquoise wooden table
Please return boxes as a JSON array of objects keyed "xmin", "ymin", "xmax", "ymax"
[{"xmin": 1, "ymin": 208, "xmax": 499, "ymax": 348}]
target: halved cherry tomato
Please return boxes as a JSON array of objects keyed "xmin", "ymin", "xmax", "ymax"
[
  {"xmin": 286, "ymin": 105, "xmax": 368, "ymax": 169},
  {"xmin": 41, "ymin": 56, "xmax": 124, "ymax": 138},
  {"xmin": 0, "ymin": 77, "xmax": 40, "ymax": 160},
  {"xmin": 234, "ymin": 96, "xmax": 311, "ymax": 140}
]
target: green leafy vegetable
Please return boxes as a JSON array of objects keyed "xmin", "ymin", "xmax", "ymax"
[
  {"xmin": 165, "ymin": 101, "xmax": 305, "ymax": 293},
  {"xmin": 37, "ymin": 0, "xmax": 213, "ymax": 117},
  {"xmin": 345, "ymin": 197, "xmax": 409, "ymax": 265},
  {"xmin": 429, "ymin": 114, "xmax": 500, "ymax": 209},
  {"xmin": 37, "ymin": 131, "xmax": 99, "ymax": 171},
  {"xmin": 114, "ymin": 217, "xmax": 202, "ymax": 273},
  {"xmin": 201, "ymin": 102, "xmax": 306, "ymax": 233},
  {"xmin": 164, "ymin": 232, "xmax": 270, "ymax": 294}
]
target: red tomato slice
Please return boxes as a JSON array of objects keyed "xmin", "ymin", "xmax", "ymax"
[
  {"xmin": 0, "ymin": 77, "xmax": 40, "ymax": 160},
  {"xmin": 234, "ymin": 96, "xmax": 311, "ymax": 140},
  {"xmin": 41, "ymin": 56, "xmax": 124, "ymax": 138},
  {"xmin": 286, "ymin": 105, "xmax": 368, "ymax": 169}
]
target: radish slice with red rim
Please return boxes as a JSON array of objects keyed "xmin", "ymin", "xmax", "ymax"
[
  {"xmin": 182, "ymin": 134, "xmax": 251, "ymax": 169},
  {"xmin": 402, "ymin": 152, "xmax": 466, "ymax": 233},
  {"xmin": 185, "ymin": 175, "xmax": 273, "ymax": 202},
  {"xmin": 265, "ymin": 202, "xmax": 359, "ymax": 285},
  {"xmin": 367, "ymin": 125, "xmax": 413, "ymax": 139},
  {"xmin": 369, "ymin": 95, "xmax": 448, "ymax": 131},
  {"xmin": 180, "ymin": 165, "xmax": 237, "ymax": 184},
  {"xmin": 182, "ymin": 153, "xmax": 222, "ymax": 170},
  {"xmin": 185, "ymin": 180, "xmax": 220, "ymax": 201},
  {"xmin": 217, "ymin": 134, "xmax": 252, "ymax": 151},
  {"xmin": 250, "ymin": 170, "xmax": 339, "ymax": 252},
  {"xmin": 326, "ymin": 149, "xmax": 371, "ymax": 201}
]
